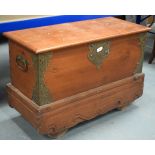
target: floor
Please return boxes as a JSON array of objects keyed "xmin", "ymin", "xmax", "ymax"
[{"xmin": 0, "ymin": 35, "xmax": 155, "ymax": 140}]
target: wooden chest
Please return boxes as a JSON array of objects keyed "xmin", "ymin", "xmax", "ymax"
[{"xmin": 4, "ymin": 17, "xmax": 150, "ymax": 137}]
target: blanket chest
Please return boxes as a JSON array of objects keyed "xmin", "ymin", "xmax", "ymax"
[{"xmin": 4, "ymin": 17, "xmax": 150, "ymax": 137}]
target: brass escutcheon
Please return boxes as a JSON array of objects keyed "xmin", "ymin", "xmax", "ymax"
[{"xmin": 88, "ymin": 40, "xmax": 110, "ymax": 69}]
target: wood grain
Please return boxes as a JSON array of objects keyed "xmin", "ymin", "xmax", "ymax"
[
  {"xmin": 8, "ymin": 41, "xmax": 36, "ymax": 99},
  {"xmin": 4, "ymin": 17, "xmax": 150, "ymax": 53},
  {"xmin": 7, "ymin": 74, "xmax": 144, "ymax": 137},
  {"xmin": 44, "ymin": 34, "xmax": 142, "ymax": 101},
  {"xmin": 5, "ymin": 17, "xmax": 149, "ymax": 136},
  {"xmin": 8, "ymin": 34, "xmax": 143, "ymax": 103}
]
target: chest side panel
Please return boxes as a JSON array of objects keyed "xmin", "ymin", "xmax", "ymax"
[
  {"xmin": 44, "ymin": 34, "xmax": 142, "ymax": 101},
  {"xmin": 9, "ymin": 41, "xmax": 36, "ymax": 99}
]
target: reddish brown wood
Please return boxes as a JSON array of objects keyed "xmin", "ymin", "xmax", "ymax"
[
  {"xmin": 8, "ymin": 34, "xmax": 143, "ymax": 102},
  {"xmin": 4, "ymin": 17, "xmax": 150, "ymax": 53},
  {"xmin": 8, "ymin": 41, "xmax": 36, "ymax": 99},
  {"xmin": 4, "ymin": 17, "xmax": 150, "ymax": 136},
  {"xmin": 44, "ymin": 35, "xmax": 142, "ymax": 101},
  {"xmin": 7, "ymin": 74, "xmax": 144, "ymax": 137}
]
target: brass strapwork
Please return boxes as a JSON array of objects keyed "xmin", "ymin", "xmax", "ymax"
[
  {"xmin": 135, "ymin": 33, "xmax": 147, "ymax": 73},
  {"xmin": 32, "ymin": 52, "xmax": 52, "ymax": 105}
]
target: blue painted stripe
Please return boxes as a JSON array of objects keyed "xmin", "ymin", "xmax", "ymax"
[{"xmin": 0, "ymin": 15, "xmax": 113, "ymax": 33}]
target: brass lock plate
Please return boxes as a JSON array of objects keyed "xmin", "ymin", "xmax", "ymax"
[{"xmin": 88, "ymin": 40, "xmax": 110, "ymax": 69}]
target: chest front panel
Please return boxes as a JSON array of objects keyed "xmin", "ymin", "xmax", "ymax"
[
  {"xmin": 44, "ymin": 34, "xmax": 142, "ymax": 101},
  {"xmin": 9, "ymin": 33, "xmax": 144, "ymax": 105}
]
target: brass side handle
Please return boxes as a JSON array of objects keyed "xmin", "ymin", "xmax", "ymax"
[{"xmin": 16, "ymin": 55, "xmax": 29, "ymax": 72}]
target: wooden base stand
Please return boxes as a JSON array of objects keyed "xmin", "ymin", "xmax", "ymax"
[{"xmin": 7, "ymin": 74, "xmax": 144, "ymax": 137}]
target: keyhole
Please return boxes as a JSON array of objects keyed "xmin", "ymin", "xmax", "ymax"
[{"xmin": 96, "ymin": 46, "xmax": 103, "ymax": 53}]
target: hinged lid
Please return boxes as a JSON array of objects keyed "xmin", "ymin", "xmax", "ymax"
[{"xmin": 4, "ymin": 17, "xmax": 150, "ymax": 54}]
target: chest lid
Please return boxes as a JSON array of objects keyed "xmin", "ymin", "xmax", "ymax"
[{"xmin": 4, "ymin": 17, "xmax": 150, "ymax": 54}]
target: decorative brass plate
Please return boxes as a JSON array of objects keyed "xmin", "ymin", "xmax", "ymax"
[
  {"xmin": 32, "ymin": 52, "xmax": 52, "ymax": 106},
  {"xmin": 88, "ymin": 40, "xmax": 110, "ymax": 69},
  {"xmin": 135, "ymin": 33, "xmax": 147, "ymax": 73}
]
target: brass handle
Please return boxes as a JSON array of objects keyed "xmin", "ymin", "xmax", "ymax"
[{"xmin": 16, "ymin": 55, "xmax": 29, "ymax": 72}]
